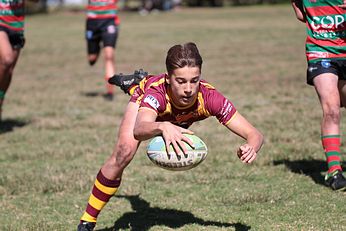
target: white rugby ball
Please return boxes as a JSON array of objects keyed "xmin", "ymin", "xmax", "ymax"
[{"xmin": 146, "ymin": 134, "xmax": 208, "ymax": 171}]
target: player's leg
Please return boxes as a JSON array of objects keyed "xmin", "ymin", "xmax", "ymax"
[
  {"xmin": 338, "ymin": 61, "xmax": 346, "ymax": 108},
  {"xmin": 101, "ymin": 21, "xmax": 118, "ymax": 100},
  {"xmin": 86, "ymin": 19, "xmax": 100, "ymax": 66},
  {"xmin": 78, "ymin": 102, "xmax": 140, "ymax": 230},
  {"xmin": 338, "ymin": 80, "xmax": 346, "ymax": 108},
  {"xmin": 103, "ymin": 46, "xmax": 115, "ymax": 98},
  {"xmin": 0, "ymin": 31, "xmax": 21, "ymax": 121},
  {"xmin": 313, "ymin": 72, "xmax": 346, "ymax": 190}
]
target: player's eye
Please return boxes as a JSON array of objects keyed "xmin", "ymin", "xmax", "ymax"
[
  {"xmin": 176, "ymin": 79, "xmax": 185, "ymax": 84},
  {"xmin": 191, "ymin": 77, "xmax": 200, "ymax": 83}
]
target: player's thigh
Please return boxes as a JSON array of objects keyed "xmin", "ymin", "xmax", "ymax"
[
  {"xmin": 118, "ymin": 102, "xmax": 140, "ymax": 140},
  {"xmin": 0, "ymin": 31, "xmax": 16, "ymax": 65},
  {"xmin": 313, "ymin": 72, "xmax": 340, "ymax": 107},
  {"xmin": 86, "ymin": 20, "xmax": 101, "ymax": 56},
  {"xmin": 101, "ymin": 21, "xmax": 118, "ymax": 50}
]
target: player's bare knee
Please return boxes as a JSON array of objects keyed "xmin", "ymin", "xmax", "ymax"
[
  {"xmin": 0, "ymin": 56, "xmax": 15, "ymax": 69},
  {"xmin": 104, "ymin": 56, "xmax": 114, "ymax": 64}
]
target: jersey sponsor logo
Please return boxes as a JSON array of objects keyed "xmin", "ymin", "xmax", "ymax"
[
  {"xmin": 144, "ymin": 95, "xmax": 160, "ymax": 109},
  {"xmin": 310, "ymin": 15, "xmax": 346, "ymax": 30},
  {"xmin": 107, "ymin": 25, "xmax": 116, "ymax": 34},
  {"xmin": 86, "ymin": 30, "xmax": 93, "ymax": 39},
  {"xmin": 321, "ymin": 59, "xmax": 331, "ymax": 68},
  {"xmin": 307, "ymin": 51, "xmax": 329, "ymax": 59},
  {"xmin": 308, "ymin": 66, "xmax": 318, "ymax": 72},
  {"xmin": 220, "ymin": 99, "xmax": 233, "ymax": 118}
]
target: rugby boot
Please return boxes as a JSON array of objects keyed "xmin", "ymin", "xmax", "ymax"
[
  {"xmin": 77, "ymin": 221, "xmax": 96, "ymax": 231},
  {"xmin": 108, "ymin": 69, "xmax": 148, "ymax": 95},
  {"xmin": 325, "ymin": 170, "xmax": 346, "ymax": 191}
]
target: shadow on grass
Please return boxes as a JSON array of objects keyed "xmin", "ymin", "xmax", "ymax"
[
  {"xmin": 81, "ymin": 91, "xmax": 103, "ymax": 98},
  {"xmin": 81, "ymin": 91, "xmax": 115, "ymax": 101},
  {"xmin": 97, "ymin": 195, "xmax": 250, "ymax": 231},
  {"xmin": 0, "ymin": 119, "xmax": 28, "ymax": 134},
  {"xmin": 273, "ymin": 159, "xmax": 346, "ymax": 186}
]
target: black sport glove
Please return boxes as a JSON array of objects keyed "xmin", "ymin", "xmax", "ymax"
[{"xmin": 108, "ymin": 69, "xmax": 148, "ymax": 95}]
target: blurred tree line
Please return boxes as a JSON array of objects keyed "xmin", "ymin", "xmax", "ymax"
[
  {"xmin": 186, "ymin": 0, "xmax": 289, "ymax": 7},
  {"xmin": 26, "ymin": 0, "xmax": 291, "ymax": 14}
]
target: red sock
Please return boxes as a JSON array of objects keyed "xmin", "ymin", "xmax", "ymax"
[{"xmin": 321, "ymin": 135, "xmax": 342, "ymax": 174}]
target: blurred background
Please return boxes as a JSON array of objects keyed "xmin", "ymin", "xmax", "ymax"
[{"xmin": 27, "ymin": 0, "xmax": 291, "ymax": 15}]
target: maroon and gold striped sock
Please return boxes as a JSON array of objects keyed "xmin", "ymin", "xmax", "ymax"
[
  {"xmin": 80, "ymin": 170, "xmax": 121, "ymax": 223},
  {"xmin": 321, "ymin": 135, "xmax": 342, "ymax": 175}
]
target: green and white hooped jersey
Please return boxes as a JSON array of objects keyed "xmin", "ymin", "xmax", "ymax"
[
  {"xmin": 0, "ymin": 0, "xmax": 25, "ymax": 33},
  {"xmin": 303, "ymin": 0, "xmax": 346, "ymax": 63}
]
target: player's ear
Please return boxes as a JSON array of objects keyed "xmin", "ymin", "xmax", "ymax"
[{"xmin": 166, "ymin": 74, "xmax": 171, "ymax": 85}]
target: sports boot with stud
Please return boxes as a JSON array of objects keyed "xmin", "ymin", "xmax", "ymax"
[
  {"xmin": 108, "ymin": 69, "xmax": 148, "ymax": 95},
  {"xmin": 325, "ymin": 170, "xmax": 346, "ymax": 191},
  {"xmin": 77, "ymin": 221, "xmax": 96, "ymax": 231}
]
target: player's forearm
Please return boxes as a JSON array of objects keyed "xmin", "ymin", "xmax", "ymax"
[
  {"xmin": 246, "ymin": 130, "xmax": 264, "ymax": 153},
  {"xmin": 133, "ymin": 121, "xmax": 165, "ymax": 141},
  {"xmin": 291, "ymin": 0, "xmax": 305, "ymax": 22}
]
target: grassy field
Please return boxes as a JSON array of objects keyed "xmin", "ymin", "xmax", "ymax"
[{"xmin": 1, "ymin": 4, "xmax": 346, "ymax": 231}]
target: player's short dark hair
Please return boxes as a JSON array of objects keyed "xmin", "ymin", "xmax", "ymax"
[{"xmin": 165, "ymin": 42, "xmax": 203, "ymax": 75}]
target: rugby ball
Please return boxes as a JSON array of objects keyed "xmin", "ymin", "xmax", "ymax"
[{"xmin": 146, "ymin": 134, "xmax": 208, "ymax": 171}]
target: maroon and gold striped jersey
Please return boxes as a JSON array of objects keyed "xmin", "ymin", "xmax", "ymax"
[
  {"xmin": 130, "ymin": 74, "xmax": 237, "ymax": 128},
  {"xmin": 303, "ymin": 0, "xmax": 346, "ymax": 62},
  {"xmin": 0, "ymin": 0, "xmax": 25, "ymax": 33}
]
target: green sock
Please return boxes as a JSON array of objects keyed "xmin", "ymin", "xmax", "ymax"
[{"xmin": 0, "ymin": 90, "xmax": 5, "ymax": 100}]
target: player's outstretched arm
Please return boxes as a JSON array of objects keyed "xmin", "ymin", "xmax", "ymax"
[
  {"xmin": 225, "ymin": 112, "xmax": 264, "ymax": 164},
  {"xmin": 134, "ymin": 108, "xmax": 194, "ymax": 155},
  {"xmin": 291, "ymin": 0, "xmax": 305, "ymax": 23}
]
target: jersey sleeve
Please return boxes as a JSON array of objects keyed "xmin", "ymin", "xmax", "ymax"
[
  {"xmin": 139, "ymin": 87, "xmax": 166, "ymax": 114},
  {"xmin": 204, "ymin": 89, "xmax": 237, "ymax": 125}
]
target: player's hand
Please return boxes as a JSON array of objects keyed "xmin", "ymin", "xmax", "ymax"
[
  {"xmin": 160, "ymin": 122, "xmax": 194, "ymax": 158},
  {"xmin": 339, "ymin": 0, "xmax": 346, "ymax": 8},
  {"xmin": 237, "ymin": 144, "xmax": 257, "ymax": 164}
]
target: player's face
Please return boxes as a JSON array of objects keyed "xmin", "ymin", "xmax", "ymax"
[{"xmin": 167, "ymin": 66, "xmax": 201, "ymax": 107}]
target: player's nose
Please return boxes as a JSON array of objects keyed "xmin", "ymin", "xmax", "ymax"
[{"xmin": 185, "ymin": 83, "xmax": 192, "ymax": 93}]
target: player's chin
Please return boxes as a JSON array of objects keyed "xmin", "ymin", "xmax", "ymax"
[{"xmin": 180, "ymin": 98, "xmax": 193, "ymax": 105}]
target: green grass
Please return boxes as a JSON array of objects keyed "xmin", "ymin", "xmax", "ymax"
[{"xmin": 1, "ymin": 5, "xmax": 346, "ymax": 231}]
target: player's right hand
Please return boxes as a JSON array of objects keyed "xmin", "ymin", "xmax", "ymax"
[{"xmin": 160, "ymin": 122, "xmax": 194, "ymax": 158}]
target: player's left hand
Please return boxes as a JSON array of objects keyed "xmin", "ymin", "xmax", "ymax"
[
  {"xmin": 339, "ymin": 0, "xmax": 346, "ymax": 8},
  {"xmin": 237, "ymin": 144, "xmax": 257, "ymax": 164}
]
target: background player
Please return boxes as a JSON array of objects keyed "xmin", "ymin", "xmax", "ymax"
[
  {"xmin": 77, "ymin": 42, "xmax": 264, "ymax": 231},
  {"xmin": 0, "ymin": 0, "xmax": 36, "ymax": 121},
  {"xmin": 85, "ymin": 0, "xmax": 120, "ymax": 100},
  {"xmin": 291, "ymin": 0, "xmax": 346, "ymax": 190}
]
